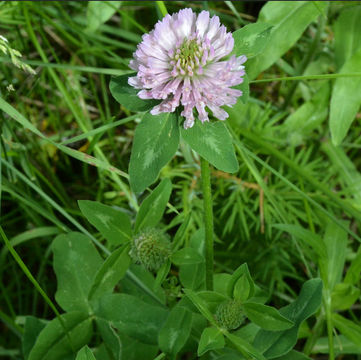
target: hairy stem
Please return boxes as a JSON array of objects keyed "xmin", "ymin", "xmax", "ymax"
[{"xmin": 200, "ymin": 157, "xmax": 214, "ymax": 291}]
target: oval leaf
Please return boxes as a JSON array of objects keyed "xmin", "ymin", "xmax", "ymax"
[
  {"xmin": 183, "ymin": 288, "xmax": 217, "ymax": 325},
  {"xmin": 330, "ymin": 46, "xmax": 361, "ymax": 145},
  {"xmin": 344, "ymin": 247, "xmax": 361, "ymax": 285},
  {"xmin": 28, "ymin": 312, "xmax": 92, "ymax": 360},
  {"xmin": 75, "ymin": 346, "xmax": 96, "ymax": 360},
  {"xmin": 52, "ymin": 233, "xmax": 102, "ymax": 312},
  {"xmin": 273, "ymin": 350, "xmax": 312, "ymax": 360},
  {"xmin": 225, "ymin": 333, "xmax": 266, "ymax": 360},
  {"xmin": 134, "ymin": 178, "xmax": 172, "ymax": 232},
  {"xmin": 95, "ymin": 319, "xmax": 122, "ymax": 360},
  {"xmin": 129, "ymin": 112, "xmax": 179, "ymax": 192},
  {"xmin": 171, "ymin": 247, "xmax": 204, "ymax": 266},
  {"xmin": 227, "ymin": 263, "xmax": 255, "ymax": 301},
  {"xmin": 253, "ymin": 278, "xmax": 323, "ymax": 359},
  {"xmin": 122, "ymin": 263, "xmax": 167, "ymax": 305},
  {"xmin": 78, "ymin": 200, "xmax": 132, "ymax": 246},
  {"xmin": 331, "ymin": 283, "xmax": 360, "ymax": 311},
  {"xmin": 158, "ymin": 306, "xmax": 193, "ymax": 355},
  {"xmin": 320, "ymin": 221, "xmax": 347, "ymax": 291},
  {"xmin": 234, "ymin": 274, "xmax": 252, "ymax": 303},
  {"xmin": 233, "ymin": 23, "xmax": 273, "ymax": 58},
  {"xmin": 246, "ymin": 2, "xmax": 328, "ymax": 79},
  {"xmin": 180, "ymin": 121, "xmax": 238, "ymax": 173},
  {"xmin": 236, "ymin": 73, "xmax": 249, "ymax": 105},
  {"xmin": 334, "ymin": 6, "xmax": 361, "ymax": 69},
  {"xmin": 87, "ymin": 1, "xmax": 122, "ymax": 32},
  {"xmin": 88, "ymin": 245, "xmax": 131, "ymax": 301},
  {"xmin": 179, "ymin": 262, "xmax": 206, "ymax": 291},
  {"xmin": 154, "ymin": 259, "xmax": 171, "ymax": 289},
  {"xmin": 22, "ymin": 316, "xmax": 47, "ymax": 360},
  {"xmin": 197, "ymin": 291, "xmax": 229, "ymax": 314},
  {"xmin": 198, "ymin": 327, "xmax": 225, "ymax": 356},
  {"xmin": 110, "ymin": 74, "xmax": 159, "ymax": 112},
  {"xmin": 96, "ymin": 294, "xmax": 168, "ymax": 345},
  {"xmin": 243, "ymin": 303, "xmax": 294, "ymax": 331}
]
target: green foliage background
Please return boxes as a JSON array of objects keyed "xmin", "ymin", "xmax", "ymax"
[{"xmin": 1, "ymin": 1, "xmax": 361, "ymax": 359}]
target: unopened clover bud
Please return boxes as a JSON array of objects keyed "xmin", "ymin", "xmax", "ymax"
[
  {"xmin": 130, "ymin": 228, "xmax": 171, "ymax": 271},
  {"xmin": 215, "ymin": 299, "xmax": 244, "ymax": 330}
]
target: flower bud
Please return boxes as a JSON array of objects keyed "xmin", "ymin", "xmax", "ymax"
[
  {"xmin": 215, "ymin": 299, "xmax": 244, "ymax": 330},
  {"xmin": 130, "ymin": 228, "xmax": 171, "ymax": 271}
]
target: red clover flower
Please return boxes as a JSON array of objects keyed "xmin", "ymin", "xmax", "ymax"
[{"xmin": 128, "ymin": 8, "xmax": 247, "ymax": 129}]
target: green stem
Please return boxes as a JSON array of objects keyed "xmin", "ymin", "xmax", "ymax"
[
  {"xmin": 324, "ymin": 291, "xmax": 335, "ymax": 360},
  {"xmin": 250, "ymin": 72, "xmax": 361, "ymax": 84},
  {"xmin": 0, "ymin": 226, "xmax": 74, "ymax": 351},
  {"xmin": 200, "ymin": 157, "xmax": 214, "ymax": 291}
]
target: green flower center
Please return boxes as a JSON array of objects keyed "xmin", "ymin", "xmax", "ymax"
[
  {"xmin": 178, "ymin": 38, "xmax": 201, "ymax": 63},
  {"xmin": 170, "ymin": 35, "xmax": 212, "ymax": 77}
]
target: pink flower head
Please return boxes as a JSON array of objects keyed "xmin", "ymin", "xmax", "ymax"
[{"xmin": 128, "ymin": 8, "xmax": 247, "ymax": 129}]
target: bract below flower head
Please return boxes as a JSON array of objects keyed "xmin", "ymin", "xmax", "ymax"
[{"xmin": 128, "ymin": 8, "xmax": 247, "ymax": 129}]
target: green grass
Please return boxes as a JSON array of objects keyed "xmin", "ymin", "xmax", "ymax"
[{"xmin": 1, "ymin": 1, "xmax": 361, "ymax": 359}]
